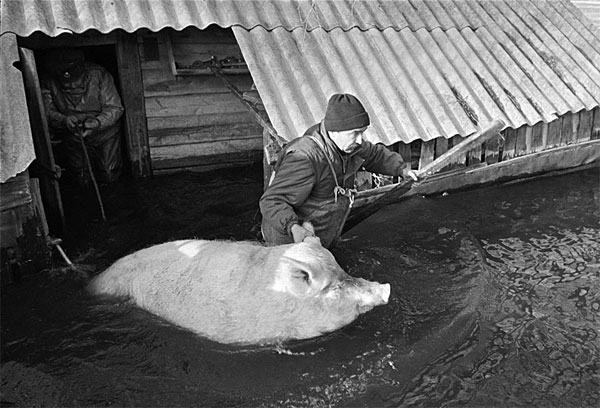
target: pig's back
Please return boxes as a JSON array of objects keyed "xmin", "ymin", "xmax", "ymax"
[
  {"xmin": 88, "ymin": 239, "xmax": 278, "ymax": 342},
  {"xmin": 88, "ymin": 240, "xmax": 196, "ymax": 298}
]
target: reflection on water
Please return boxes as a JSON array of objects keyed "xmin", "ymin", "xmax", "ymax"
[
  {"xmin": 399, "ymin": 227, "xmax": 600, "ymax": 408},
  {"xmin": 1, "ymin": 168, "xmax": 598, "ymax": 407}
]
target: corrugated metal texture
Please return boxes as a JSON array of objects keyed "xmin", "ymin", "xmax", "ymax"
[
  {"xmin": 1, "ymin": 0, "xmax": 482, "ymax": 37},
  {"xmin": 2, "ymin": 0, "xmax": 599, "ymax": 146},
  {"xmin": 572, "ymin": 1, "xmax": 600, "ymax": 27},
  {"xmin": 0, "ymin": 33, "xmax": 36, "ymax": 183},
  {"xmin": 236, "ymin": 0, "xmax": 600, "ymax": 144}
]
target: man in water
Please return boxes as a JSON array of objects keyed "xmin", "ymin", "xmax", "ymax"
[
  {"xmin": 42, "ymin": 48, "xmax": 124, "ymax": 187},
  {"xmin": 260, "ymin": 93, "xmax": 417, "ymax": 248}
]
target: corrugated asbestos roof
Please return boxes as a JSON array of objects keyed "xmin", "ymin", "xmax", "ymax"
[
  {"xmin": 572, "ymin": 1, "xmax": 600, "ymax": 26},
  {"xmin": 1, "ymin": 0, "xmax": 481, "ymax": 36},
  {"xmin": 0, "ymin": 33, "xmax": 36, "ymax": 183},
  {"xmin": 2, "ymin": 0, "xmax": 600, "ymax": 145},
  {"xmin": 236, "ymin": 0, "xmax": 600, "ymax": 143}
]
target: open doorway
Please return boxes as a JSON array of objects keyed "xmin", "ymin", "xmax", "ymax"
[{"xmin": 33, "ymin": 45, "xmax": 129, "ymax": 231}]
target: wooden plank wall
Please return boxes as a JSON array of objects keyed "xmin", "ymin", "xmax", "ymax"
[
  {"xmin": 138, "ymin": 27, "xmax": 263, "ymax": 172},
  {"xmin": 0, "ymin": 171, "xmax": 50, "ymax": 283},
  {"xmin": 359, "ymin": 107, "xmax": 599, "ymax": 191},
  {"xmin": 418, "ymin": 107, "xmax": 600, "ymax": 171}
]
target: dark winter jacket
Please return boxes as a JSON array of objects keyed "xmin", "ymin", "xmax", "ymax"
[
  {"xmin": 260, "ymin": 122, "xmax": 408, "ymax": 248},
  {"xmin": 42, "ymin": 62, "xmax": 124, "ymax": 146}
]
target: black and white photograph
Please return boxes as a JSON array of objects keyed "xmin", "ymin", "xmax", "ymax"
[{"xmin": 1, "ymin": 0, "xmax": 599, "ymax": 406}]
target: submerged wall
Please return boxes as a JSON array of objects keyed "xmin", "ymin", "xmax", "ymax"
[
  {"xmin": 0, "ymin": 171, "xmax": 50, "ymax": 285},
  {"xmin": 353, "ymin": 107, "xmax": 600, "ymax": 209},
  {"xmin": 138, "ymin": 26, "xmax": 263, "ymax": 173}
]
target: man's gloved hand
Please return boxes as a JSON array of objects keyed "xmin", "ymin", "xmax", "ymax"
[
  {"xmin": 81, "ymin": 117, "xmax": 101, "ymax": 139},
  {"xmin": 64, "ymin": 115, "xmax": 81, "ymax": 133},
  {"xmin": 81, "ymin": 128, "xmax": 96, "ymax": 139},
  {"xmin": 290, "ymin": 223, "xmax": 315, "ymax": 243},
  {"xmin": 402, "ymin": 168, "xmax": 419, "ymax": 182}
]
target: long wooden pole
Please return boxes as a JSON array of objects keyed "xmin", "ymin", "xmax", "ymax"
[
  {"xmin": 210, "ymin": 68, "xmax": 287, "ymax": 147},
  {"xmin": 342, "ymin": 119, "xmax": 505, "ymax": 233}
]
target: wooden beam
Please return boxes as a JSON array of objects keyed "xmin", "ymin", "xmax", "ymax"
[
  {"xmin": 447, "ymin": 136, "xmax": 467, "ymax": 169},
  {"xmin": 162, "ymin": 32, "xmax": 178, "ymax": 77},
  {"xmin": 210, "ymin": 68, "xmax": 287, "ymax": 148},
  {"xmin": 413, "ymin": 140, "xmax": 600, "ymax": 197},
  {"xmin": 501, "ymin": 127, "xmax": 517, "ymax": 160},
  {"xmin": 515, "ymin": 126, "xmax": 529, "ymax": 156},
  {"xmin": 468, "ymin": 141, "xmax": 482, "ymax": 166},
  {"xmin": 116, "ymin": 32, "xmax": 153, "ymax": 178},
  {"xmin": 18, "ymin": 47, "xmax": 65, "ymax": 234},
  {"xmin": 561, "ymin": 112, "xmax": 573, "ymax": 145},
  {"xmin": 531, "ymin": 122, "xmax": 545, "ymax": 152},
  {"xmin": 485, "ymin": 133, "xmax": 499, "ymax": 164},
  {"xmin": 152, "ymin": 150, "xmax": 263, "ymax": 172},
  {"xmin": 577, "ymin": 109, "xmax": 593, "ymax": 143},
  {"xmin": 397, "ymin": 142, "xmax": 412, "ymax": 167},
  {"xmin": 571, "ymin": 112, "xmax": 580, "ymax": 144},
  {"xmin": 29, "ymin": 178, "xmax": 49, "ymax": 237},
  {"xmin": 434, "ymin": 137, "xmax": 448, "ymax": 159},
  {"xmin": 352, "ymin": 140, "xmax": 600, "ymax": 209},
  {"xmin": 525, "ymin": 125, "xmax": 534, "ymax": 153},
  {"xmin": 593, "ymin": 107, "xmax": 600, "ymax": 140},
  {"xmin": 418, "ymin": 140, "xmax": 436, "ymax": 170},
  {"xmin": 547, "ymin": 118, "xmax": 561, "ymax": 148},
  {"xmin": 150, "ymin": 138, "xmax": 262, "ymax": 162},
  {"xmin": 18, "ymin": 31, "xmax": 117, "ymax": 49},
  {"xmin": 148, "ymin": 126, "xmax": 262, "ymax": 147}
]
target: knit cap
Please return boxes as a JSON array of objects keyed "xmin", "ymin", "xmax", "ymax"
[
  {"xmin": 51, "ymin": 48, "xmax": 85, "ymax": 83},
  {"xmin": 324, "ymin": 93, "xmax": 370, "ymax": 132}
]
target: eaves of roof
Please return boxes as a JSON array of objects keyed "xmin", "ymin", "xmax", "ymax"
[{"xmin": 2, "ymin": 0, "xmax": 599, "ymax": 146}]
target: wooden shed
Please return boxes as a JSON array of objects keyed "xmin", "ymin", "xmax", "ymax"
[{"xmin": 1, "ymin": 0, "xmax": 599, "ymax": 278}]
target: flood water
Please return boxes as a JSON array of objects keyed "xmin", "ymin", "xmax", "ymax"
[{"xmin": 1, "ymin": 166, "xmax": 598, "ymax": 407}]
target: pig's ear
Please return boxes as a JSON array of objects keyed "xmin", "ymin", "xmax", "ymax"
[
  {"xmin": 285, "ymin": 258, "xmax": 313, "ymax": 282},
  {"xmin": 292, "ymin": 269, "xmax": 311, "ymax": 284},
  {"xmin": 285, "ymin": 259, "xmax": 317, "ymax": 294},
  {"xmin": 284, "ymin": 267, "xmax": 314, "ymax": 297}
]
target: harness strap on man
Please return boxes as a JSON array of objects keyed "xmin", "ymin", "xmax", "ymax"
[{"xmin": 307, "ymin": 135, "xmax": 357, "ymax": 207}]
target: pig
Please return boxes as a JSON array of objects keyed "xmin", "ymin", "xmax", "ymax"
[{"xmin": 88, "ymin": 237, "xmax": 390, "ymax": 345}]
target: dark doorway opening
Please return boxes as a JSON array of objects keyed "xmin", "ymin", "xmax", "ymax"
[{"xmin": 34, "ymin": 45, "xmax": 130, "ymax": 235}]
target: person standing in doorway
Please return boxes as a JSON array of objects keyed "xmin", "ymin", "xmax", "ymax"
[
  {"xmin": 260, "ymin": 93, "xmax": 417, "ymax": 249},
  {"xmin": 41, "ymin": 48, "xmax": 124, "ymax": 187}
]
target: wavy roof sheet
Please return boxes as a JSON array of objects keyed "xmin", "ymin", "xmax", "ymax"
[
  {"xmin": 235, "ymin": 0, "xmax": 600, "ymax": 143},
  {"xmin": 2, "ymin": 0, "xmax": 600, "ymax": 145},
  {"xmin": 572, "ymin": 1, "xmax": 600, "ymax": 27},
  {"xmin": 0, "ymin": 33, "xmax": 36, "ymax": 182},
  {"xmin": 1, "ymin": 0, "xmax": 482, "ymax": 36}
]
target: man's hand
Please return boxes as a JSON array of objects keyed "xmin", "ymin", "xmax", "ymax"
[
  {"xmin": 81, "ymin": 129, "xmax": 96, "ymax": 139},
  {"xmin": 64, "ymin": 115, "xmax": 80, "ymax": 133},
  {"xmin": 290, "ymin": 223, "xmax": 315, "ymax": 243},
  {"xmin": 402, "ymin": 168, "xmax": 419, "ymax": 182}
]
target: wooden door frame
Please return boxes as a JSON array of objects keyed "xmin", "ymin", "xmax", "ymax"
[
  {"xmin": 115, "ymin": 31, "xmax": 152, "ymax": 178},
  {"xmin": 18, "ymin": 47, "xmax": 65, "ymax": 235},
  {"xmin": 19, "ymin": 30, "xmax": 153, "ymax": 178}
]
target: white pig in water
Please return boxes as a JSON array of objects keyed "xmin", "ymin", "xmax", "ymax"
[{"xmin": 88, "ymin": 237, "xmax": 390, "ymax": 345}]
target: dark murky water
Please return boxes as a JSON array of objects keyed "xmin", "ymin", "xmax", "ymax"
[{"xmin": 1, "ymin": 166, "xmax": 598, "ymax": 407}]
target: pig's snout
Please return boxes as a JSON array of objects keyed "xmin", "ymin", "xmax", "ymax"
[
  {"xmin": 380, "ymin": 283, "xmax": 391, "ymax": 304},
  {"xmin": 370, "ymin": 282, "xmax": 390, "ymax": 305},
  {"xmin": 354, "ymin": 280, "xmax": 391, "ymax": 313}
]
